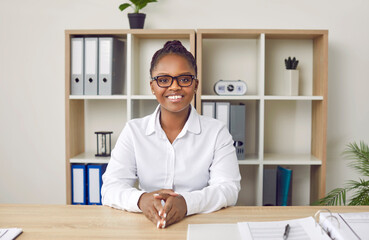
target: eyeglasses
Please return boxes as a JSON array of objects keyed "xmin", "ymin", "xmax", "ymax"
[{"xmin": 151, "ymin": 75, "xmax": 196, "ymax": 88}]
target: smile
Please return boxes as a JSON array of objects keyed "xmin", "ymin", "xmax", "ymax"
[{"xmin": 167, "ymin": 95, "xmax": 183, "ymax": 100}]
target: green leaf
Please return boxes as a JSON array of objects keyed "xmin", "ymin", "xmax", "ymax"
[
  {"xmin": 119, "ymin": 3, "xmax": 131, "ymax": 11},
  {"xmin": 315, "ymin": 188, "xmax": 347, "ymax": 206},
  {"xmin": 129, "ymin": 0, "xmax": 157, "ymax": 12},
  {"xmin": 344, "ymin": 141, "xmax": 369, "ymax": 176}
]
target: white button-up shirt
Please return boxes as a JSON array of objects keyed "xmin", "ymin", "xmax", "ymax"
[{"xmin": 101, "ymin": 104, "xmax": 241, "ymax": 216}]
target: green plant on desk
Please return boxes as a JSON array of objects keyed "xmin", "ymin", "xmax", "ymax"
[{"xmin": 317, "ymin": 141, "xmax": 369, "ymax": 206}]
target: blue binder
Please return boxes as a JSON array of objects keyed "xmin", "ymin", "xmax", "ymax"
[
  {"xmin": 87, "ymin": 164, "xmax": 107, "ymax": 205},
  {"xmin": 276, "ymin": 166, "xmax": 292, "ymax": 206},
  {"xmin": 71, "ymin": 164, "xmax": 87, "ymax": 205}
]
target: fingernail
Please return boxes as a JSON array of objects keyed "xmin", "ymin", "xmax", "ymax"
[
  {"xmin": 164, "ymin": 213, "xmax": 167, "ymax": 219},
  {"xmin": 162, "ymin": 220, "xmax": 166, "ymax": 229},
  {"xmin": 158, "ymin": 210, "xmax": 162, "ymax": 216},
  {"xmin": 153, "ymin": 193, "xmax": 160, "ymax": 197},
  {"xmin": 157, "ymin": 221, "xmax": 160, "ymax": 229}
]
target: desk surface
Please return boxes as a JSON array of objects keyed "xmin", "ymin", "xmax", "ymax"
[{"xmin": 1, "ymin": 204, "xmax": 369, "ymax": 239}]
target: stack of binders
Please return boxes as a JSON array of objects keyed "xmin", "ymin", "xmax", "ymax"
[
  {"xmin": 70, "ymin": 37, "xmax": 125, "ymax": 95},
  {"xmin": 262, "ymin": 166, "xmax": 293, "ymax": 206},
  {"xmin": 71, "ymin": 164, "xmax": 107, "ymax": 205},
  {"xmin": 202, "ymin": 102, "xmax": 246, "ymax": 160}
]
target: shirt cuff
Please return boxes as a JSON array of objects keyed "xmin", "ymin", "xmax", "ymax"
[
  {"xmin": 180, "ymin": 191, "xmax": 200, "ymax": 216},
  {"xmin": 128, "ymin": 190, "xmax": 146, "ymax": 212}
]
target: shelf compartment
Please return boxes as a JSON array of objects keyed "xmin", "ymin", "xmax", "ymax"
[
  {"xmin": 200, "ymin": 37, "xmax": 263, "ymax": 96},
  {"xmin": 265, "ymin": 38, "xmax": 314, "ymax": 96},
  {"xmin": 237, "ymin": 165, "xmax": 261, "ymax": 206},
  {"xmin": 131, "ymin": 99, "xmax": 158, "ymax": 119},
  {"xmin": 84, "ymin": 100, "xmax": 126, "ymax": 154},
  {"xmin": 264, "ymin": 100, "xmax": 312, "ymax": 155},
  {"xmin": 202, "ymin": 100, "xmax": 261, "ymax": 160},
  {"xmin": 70, "ymin": 152, "xmax": 109, "ymax": 164},
  {"xmin": 262, "ymin": 165, "xmax": 311, "ymax": 206}
]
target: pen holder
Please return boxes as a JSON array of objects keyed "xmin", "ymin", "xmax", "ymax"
[
  {"xmin": 285, "ymin": 69, "xmax": 299, "ymax": 96},
  {"xmin": 95, "ymin": 131, "xmax": 113, "ymax": 157}
]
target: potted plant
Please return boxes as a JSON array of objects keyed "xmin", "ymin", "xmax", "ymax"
[
  {"xmin": 316, "ymin": 141, "xmax": 369, "ymax": 206},
  {"xmin": 119, "ymin": 0, "xmax": 157, "ymax": 29},
  {"xmin": 284, "ymin": 56, "xmax": 299, "ymax": 95}
]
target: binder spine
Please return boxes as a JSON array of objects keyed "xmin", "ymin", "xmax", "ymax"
[
  {"xmin": 84, "ymin": 38, "xmax": 99, "ymax": 95},
  {"xmin": 71, "ymin": 164, "xmax": 87, "ymax": 205},
  {"xmin": 87, "ymin": 164, "xmax": 107, "ymax": 205},
  {"xmin": 70, "ymin": 38, "xmax": 84, "ymax": 95},
  {"xmin": 98, "ymin": 38, "xmax": 125, "ymax": 95},
  {"xmin": 230, "ymin": 104, "xmax": 246, "ymax": 160}
]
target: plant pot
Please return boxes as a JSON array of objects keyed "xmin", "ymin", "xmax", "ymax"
[
  {"xmin": 285, "ymin": 69, "xmax": 299, "ymax": 95},
  {"xmin": 128, "ymin": 13, "xmax": 146, "ymax": 29}
]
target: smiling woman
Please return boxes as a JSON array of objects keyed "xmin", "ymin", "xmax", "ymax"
[{"xmin": 101, "ymin": 40, "xmax": 241, "ymax": 229}]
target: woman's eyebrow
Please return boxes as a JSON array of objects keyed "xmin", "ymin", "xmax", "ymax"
[{"xmin": 156, "ymin": 72, "xmax": 193, "ymax": 76}]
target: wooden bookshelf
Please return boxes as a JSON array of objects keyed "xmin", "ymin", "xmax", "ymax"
[{"xmin": 65, "ymin": 29, "xmax": 328, "ymax": 206}]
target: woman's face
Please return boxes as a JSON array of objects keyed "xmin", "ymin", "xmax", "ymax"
[{"xmin": 150, "ymin": 54, "xmax": 198, "ymax": 115}]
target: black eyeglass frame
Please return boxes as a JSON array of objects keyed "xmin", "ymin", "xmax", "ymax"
[{"xmin": 151, "ymin": 75, "xmax": 197, "ymax": 88}]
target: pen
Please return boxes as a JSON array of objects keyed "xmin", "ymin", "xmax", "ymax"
[{"xmin": 283, "ymin": 224, "xmax": 290, "ymax": 240}]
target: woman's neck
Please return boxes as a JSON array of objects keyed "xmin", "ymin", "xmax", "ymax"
[{"xmin": 159, "ymin": 106, "xmax": 191, "ymax": 140}]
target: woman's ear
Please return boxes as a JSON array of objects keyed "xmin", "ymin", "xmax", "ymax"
[
  {"xmin": 194, "ymin": 79, "xmax": 199, "ymax": 93},
  {"xmin": 150, "ymin": 81, "xmax": 155, "ymax": 95}
]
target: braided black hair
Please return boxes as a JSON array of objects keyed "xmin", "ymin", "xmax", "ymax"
[{"xmin": 150, "ymin": 40, "xmax": 197, "ymax": 77}]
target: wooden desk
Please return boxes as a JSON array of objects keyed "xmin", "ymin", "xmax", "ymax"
[{"xmin": 1, "ymin": 205, "xmax": 369, "ymax": 239}]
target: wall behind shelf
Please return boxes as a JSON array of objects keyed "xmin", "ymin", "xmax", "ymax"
[{"xmin": 1, "ymin": 0, "xmax": 368, "ymax": 204}]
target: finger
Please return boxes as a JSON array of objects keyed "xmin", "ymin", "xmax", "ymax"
[
  {"xmin": 158, "ymin": 189, "xmax": 179, "ymax": 196},
  {"xmin": 162, "ymin": 196, "xmax": 174, "ymax": 222},
  {"xmin": 152, "ymin": 196, "xmax": 164, "ymax": 217}
]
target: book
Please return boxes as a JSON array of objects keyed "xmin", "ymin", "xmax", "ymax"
[{"xmin": 277, "ymin": 166, "xmax": 292, "ymax": 206}]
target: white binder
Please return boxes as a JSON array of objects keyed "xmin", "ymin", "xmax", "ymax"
[
  {"xmin": 215, "ymin": 102, "xmax": 230, "ymax": 129},
  {"xmin": 202, "ymin": 102, "xmax": 215, "ymax": 118},
  {"xmin": 70, "ymin": 38, "xmax": 84, "ymax": 95},
  {"xmin": 98, "ymin": 37, "xmax": 125, "ymax": 95},
  {"xmin": 84, "ymin": 38, "xmax": 99, "ymax": 95}
]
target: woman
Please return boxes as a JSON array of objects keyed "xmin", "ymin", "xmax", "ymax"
[{"xmin": 101, "ymin": 40, "xmax": 241, "ymax": 229}]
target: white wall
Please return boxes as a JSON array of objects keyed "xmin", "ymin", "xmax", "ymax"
[{"xmin": 0, "ymin": 0, "xmax": 368, "ymax": 204}]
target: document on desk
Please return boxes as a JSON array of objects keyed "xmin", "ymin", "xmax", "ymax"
[
  {"xmin": 237, "ymin": 217, "xmax": 331, "ymax": 240},
  {"xmin": 320, "ymin": 212, "xmax": 369, "ymax": 240},
  {"xmin": 187, "ymin": 224, "xmax": 241, "ymax": 240},
  {"xmin": 0, "ymin": 228, "xmax": 22, "ymax": 240}
]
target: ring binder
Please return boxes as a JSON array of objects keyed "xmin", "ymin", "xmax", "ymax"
[{"xmin": 314, "ymin": 209, "xmax": 340, "ymax": 239}]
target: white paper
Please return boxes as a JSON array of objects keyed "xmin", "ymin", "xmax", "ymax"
[
  {"xmin": 238, "ymin": 217, "xmax": 331, "ymax": 240},
  {"xmin": 0, "ymin": 228, "xmax": 22, "ymax": 240},
  {"xmin": 187, "ymin": 224, "xmax": 241, "ymax": 240},
  {"xmin": 320, "ymin": 212, "xmax": 369, "ymax": 240},
  {"xmin": 339, "ymin": 212, "xmax": 369, "ymax": 239}
]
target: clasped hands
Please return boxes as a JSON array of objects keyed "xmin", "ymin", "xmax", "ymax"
[{"xmin": 138, "ymin": 189, "xmax": 187, "ymax": 229}]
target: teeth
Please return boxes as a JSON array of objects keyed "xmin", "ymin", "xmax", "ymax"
[{"xmin": 168, "ymin": 95, "xmax": 182, "ymax": 100}]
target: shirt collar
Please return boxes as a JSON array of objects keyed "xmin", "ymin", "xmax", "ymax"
[{"xmin": 145, "ymin": 104, "xmax": 201, "ymax": 136}]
